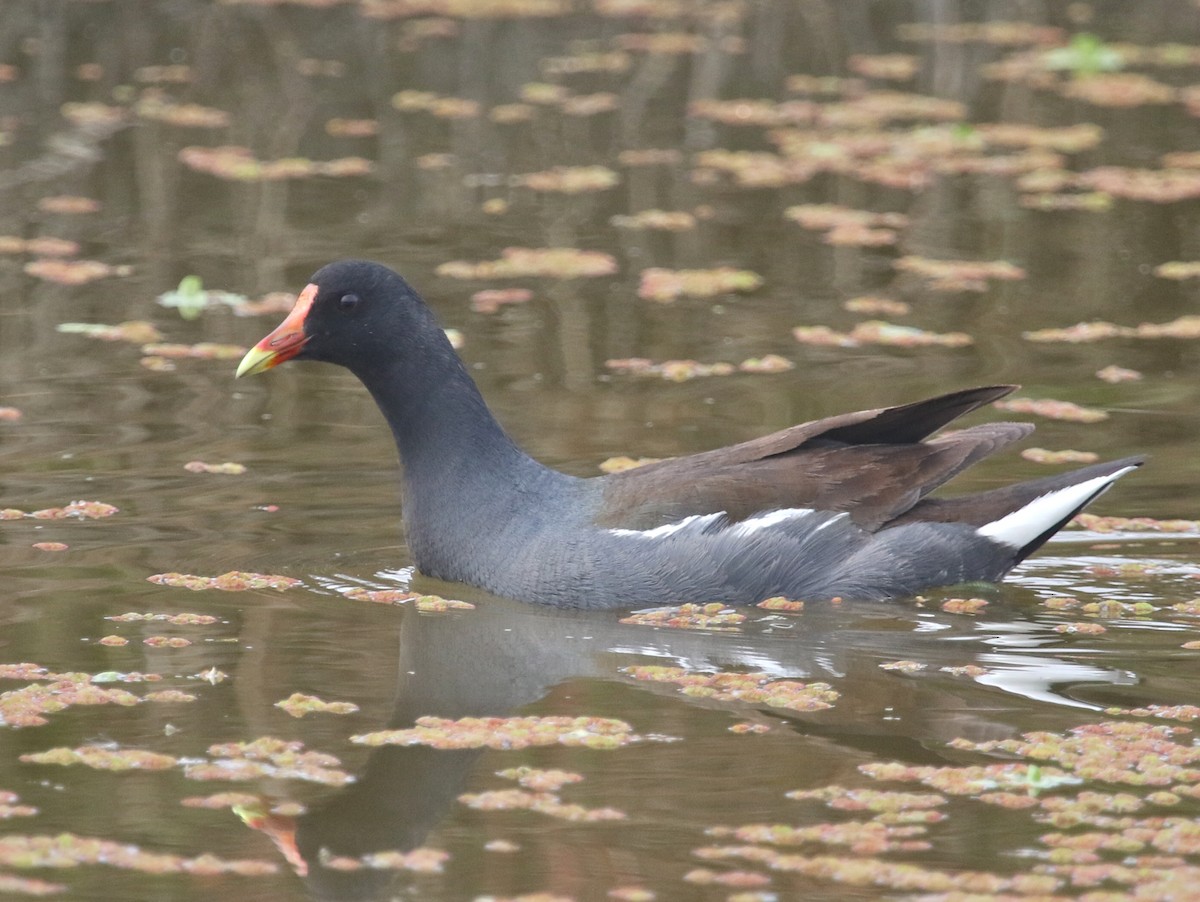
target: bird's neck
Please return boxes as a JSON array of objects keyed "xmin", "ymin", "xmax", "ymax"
[{"xmin": 357, "ymin": 349, "xmax": 536, "ymax": 484}]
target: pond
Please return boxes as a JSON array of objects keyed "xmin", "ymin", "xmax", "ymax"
[{"xmin": 2, "ymin": 1, "xmax": 1200, "ymax": 899}]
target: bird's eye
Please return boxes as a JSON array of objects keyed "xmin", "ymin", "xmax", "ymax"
[{"xmin": 338, "ymin": 293, "xmax": 360, "ymax": 312}]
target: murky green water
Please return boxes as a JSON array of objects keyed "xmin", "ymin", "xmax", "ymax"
[{"xmin": 3, "ymin": 2, "xmax": 1200, "ymax": 899}]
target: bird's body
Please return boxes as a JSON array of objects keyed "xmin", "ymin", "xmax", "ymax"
[{"xmin": 237, "ymin": 260, "xmax": 1142, "ymax": 608}]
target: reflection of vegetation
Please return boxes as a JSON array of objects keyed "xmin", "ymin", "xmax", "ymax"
[{"xmin": 1043, "ymin": 33, "xmax": 1124, "ymax": 76}]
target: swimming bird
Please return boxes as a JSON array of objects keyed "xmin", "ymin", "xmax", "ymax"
[{"xmin": 236, "ymin": 260, "xmax": 1141, "ymax": 608}]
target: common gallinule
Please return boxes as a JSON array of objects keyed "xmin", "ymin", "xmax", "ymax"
[{"xmin": 236, "ymin": 260, "xmax": 1141, "ymax": 608}]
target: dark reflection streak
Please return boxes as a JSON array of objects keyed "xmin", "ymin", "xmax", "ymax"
[{"xmin": 283, "ymin": 598, "xmax": 1134, "ymax": 900}]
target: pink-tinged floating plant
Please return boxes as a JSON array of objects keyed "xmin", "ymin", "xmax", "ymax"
[
  {"xmin": 459, "ymin": 787, "xmax": 626, "ymax": 821},
  {"xmin": 940, "ymin": 664, "xmax": 988, "ymax": 677},
  {"xmin": 38, "ymin": 195, "xmax": 101, "ymax": 214},
  {"xmin": 1023, "ymin": 320, "xmax": 1126, "ymax": 343},
  {"xmin": 1021, "ymin": 448, "xmax": 1101, "ymax": 464},
  {"xmin": 25, "ymin": 259, "xmax": 128, "ymax": 285},
  {"xmin": 98, "ymin": 635, "xmax": 128, "ymax": 646},
  {"xmin": 1020, "ymin": 191, "xmax": 1113, "ymax": 211},
  {"xmin": 1086, "ymin": 561, "xmax": 1160, "ymax": 578},
  {"xmin": 940, "ymin": 597, "xmax": 989, "ymax": 615},
  {"xmin": 1027, "ymin": 314, "xmax": 1200, "ymax": 340},
  {"xmin": 339, "ymin": 587, "xmax": 475, "ymax": 611},
  {"xmin": 897, "ymin": 21, "xmax": 1064, "ymax": 45},
  {"xmin": 597, "ymin": 456, "xmax": 661, "ymax": 473},
  {"xmin": 624, "ymin": 665, "xmax": 838, "ymax": 712},
  {"xmin": 0, "ymin": 680, "xmax": 143, "ymax": 727},
  {"xmin": 6, "ymin": 873, "xmax": 63, "ymax": 896},
  {"xmin": 848, "ymin": 53, "xmax": 920, "ymax": 81},
  {"xmin": 690, "ymin": 97, "xmax": 817, "ymax": 127},
  {"xmin": 952, "ymin": 720, "xmax": 1200, "ymax": 788},
  {"xmin": 1078, "ymin": 166, "xmax": 1200, "ymax": 203},
  {"xmin": 106, "ymin": 612, "xmax": 219, "ymax": 624},
  {"xmin": 296, "ymin": 56, "xmax": 346, "ymax": 77},
  {"xmin": 1054, "ymin": 621, "xmax": 1107, "ymax": 634},
  {"xmin": 178, "ymin": 145, "xmax": 373, "ymax": 181},
  {"xmin": 180, "ymin": 792, "xmax": 262, "ymax": 810},
  {"xmin": 143, "ymin": 689, "xmax": 197, "ymax": 703},
  {"xmin": 20, "ymin": 745, "xmax": 178, "ymax": 771},
  {"xmin": 57, "ymin": 321, "xmax": 164, "ymax": 343},
  {"xmin": 470, "ymin": 288, "xmax": 534, "ymax": 313},
  {"xmin": 135, "ymin": 92, "xmax": 230, "ymax": 127},
  {"xmin": 1059, "ymin": 72, "xmax": 1176, "ymax": 106},
  {"xmin": 729, "ymin": 722, "xmax": 771, "ymax": 734},
  {"xmin": 146, "ymin": 571, "xmax": 303, "ymax": 591},
  {"xmin": 619, "ymin": 603, "xmax": 745, "ymax": 629},
  {"xmin": 610, "ymin": 209, "xmax": 697, "ymax": 231},
  {"xmin": 10, "ymin": 235, "xmax": 82, "ymax": 256},
  {"xmin": 607, "ymin": 886, "xmax": 655, "ymax": 901},
  {"xmin": 976, "ymin": 122, "xmax": 1104, "ymax": 152},
  {"xmin": 0, "ymin": 789, "xmax": 39, "ymax": 819},
  {"xmin": 1077, "ymin": 599, "xmax": 1156, "ymax": 618},
  {"xmin": 993, "ymin": 397, "xmax": 1108, "ymax": 423},
  {"xmin": 60, "ymin": 101, "xmax": 129, "ymax": 127},
  {"xmin": 0, "ymin": 407, "xmax": 21, "ymax": 421},
  {"xmin": 757, "ymin": 596, "xmax": 804, "ymax": 612},
  {"xmin": 518, "ymin": 166, "xmax": 620, "ymax": 193},
  {"xmin": 738, "ymin": 354, "xmax": 793, "ymax": 373},
  {"xmin": 188, "ymin": 737, "xmax": 351, "ymax": 787},
  {"xmin": 489, "ymin": 102, "xmax": 536, "ymax": 123},
  {"xmin": 183, "ymin": 461, "xmax": 247, "ymax": 475},
  {"xmin": 325, "ymin": 118, "xmax": 379, "ymax": 137},
  {"xmin": 684, "ymin": 868, "xmax": 771, "ymax": 888},
  {"xmin": 143, "ymin": 636, "xmax": 192, "ymax": 648},
  {"xmin": 355, "ymin": 715, "xmax": 641, "ymax": 750},
  {"xmin": 894, "ymin": 255, "xmax": 1026, "ymax": 291},
  {"xmin": 792, "ymin": 321, "xmax": 972, "ymax": 349},
  {"xmin": 1155, "ymin": 261, "xmax": 1200, "ymax": 280},
  {"xmin": 484, "ymin": 839, "xmax": 521, "ymax": 852},
  {"xmin": 140, "ymin": 342, "xmax": 248, "ymax": 360},
  {"xmin": 0, "ymin": 500, "xmax": 118, "ymax": 521},
  {"xmin": 1105, "ymin": 704, "xmax": 1200, "ymax": 722},
  {"xmin": 542, "ymin": 49, "xmax": 630, "ymax": 75},
  {"xmin": 1164, "ymin": 150, "xmax": 1200, "ymax": 168},
  {"xmin": 322, "ymin": 846, "xmax": 450, "ymax": 873},
  {"xmin": 844, "ymin": 296, "xmax": 907, "ymax": 316},
  {"xmin": 1073, "ymin": 513, "xmax": 1200, "ymax": 534},
  {"xmin": 707, "ymin": 820, "xmax": 931, "ymax": 855},
  {"xmin": 274, "ymin": 692, "xmax": 360, "ymax": 718},
  {"xmin": 31, "ymin": 542, "xmax": 68, "ymax": 552},
  {"xmin": 561, "ymin": 92, "xmax": 619, "ymax": 116},
  {"xmin": 604, "ymin": 358, "xmax": 735, "ymax": 382},
  {"xmin": 786, "ymin": 786, "xmax": 947, "ymax": 814},
  {"xmin": 637, "ymin": 267, "xmax": 763, "ymax": 302},
  {"xmin": 228, "ymin": 292, "xmax": 297, "ymax": 317},
  {"xmin": 785, "ymin": 204, "xmax": 908, "ymax": 235},
  {"xmin": 879, "ymin": 660, "xmax": 926, "ymax": 673},
  {"xmin": 692, "ymin": 149, "xmax": 815, "ymax": 188},
  {"xmin": 496, "ymin": 766, "xmax": 583, "ymax": 792},
  {"xmin": 437, "ymin": 247, "xmax": 618, "ymax": 280},
  {"xmin": 1095, "ymin": 364, "xmax": 1142, "ymax": 383},
  {"xmin": 518, "ymin": 81, "xmax": 571, "ymax": 105},
  {"xmin": 0, "ymin": 832, "xmax": 277, "ymax": 875},
  {"xmin": 362, "ymin": 0, "xmax": 571, "ymax": 19}
]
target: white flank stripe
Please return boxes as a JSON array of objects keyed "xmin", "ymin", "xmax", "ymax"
[
  {"xmin": 977, "ymin": 467, "xmax": 1138, "ymax": 549},
  {"xmin": 609, "ymin": 512, "xmax": 724, "ymax": 539},
  {"xmin": 609, "ymin": 507, "xmax": 818, "ymax": 541},
  {"xmin": 728, "ymin": 508, "xmax": 815, "ymax": 538}
]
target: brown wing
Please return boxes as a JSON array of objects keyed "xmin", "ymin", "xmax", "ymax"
[{"xmin": 595, "ymin": 386, "xmax": 1030, "ymax": 531}]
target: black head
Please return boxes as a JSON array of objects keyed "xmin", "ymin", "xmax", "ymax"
[{"xmin": 236, "ymin": 260, "xmax": 445, "ymax": 379}]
